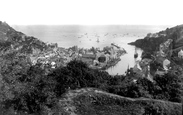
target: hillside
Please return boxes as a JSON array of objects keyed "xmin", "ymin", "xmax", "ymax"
[
  {"xmin": 129, "ymin": 24, "xmax": 183, "ymax": 106},
  {"xmin": 129, "ymin": 24, "xmax": 183, "ymax": 53},
  {"xmin": 0, "ymin": 21, "xmax": 47, "ymax": 54},
  {"xmin": 1, "ymin": 88, "xmax": 181, "ymax": 115},
  {"xmin": 51, "ymin": 88, "xmax": 182, "ymax": 115},
  {"xmin": 0, "ymin": 22, "xmax": 182, "ymax": 115}
]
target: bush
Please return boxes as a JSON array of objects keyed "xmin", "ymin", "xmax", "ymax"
[
  {"xmin": 0, "ymin": 52, "xmax": 57, "ymax": 114},
  {"xmin": 71, "ymin": 90, "xmax": 182, "ymax": 115},
  {"xmin": 0, "ymin": 54, "xmax": 181, "ymax": 114},
  {"xmin": 48, "ymin": 60, "xmax": 112, "ymax": 96},
  {"xmin": 106, "ymin": 70, "xmax": 182, "ymax": 103},
  {"xmin": 153, "ymin": 72, "xmax": 182, "ymax": 102}
]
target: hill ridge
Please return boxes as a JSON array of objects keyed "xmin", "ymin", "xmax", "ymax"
[{"xmin": 52, "ymin": 88, "xmax": 182, "ymax": 115}]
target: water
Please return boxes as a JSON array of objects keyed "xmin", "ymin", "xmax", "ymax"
[{"xmin": 12, "ymin": 25, "xmax": 172, "ymax": 75}]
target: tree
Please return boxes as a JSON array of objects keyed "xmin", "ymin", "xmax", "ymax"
[
  {"xmin": 48, "ymin": 60, "xmax": 112, "ymax": 96},
  {"xmin": 0, "ymin": 51, "xmax": 57, "ymax": 114},
  {"xmin": 153, "ymin": 71, "xmax": 182, "ymax": 102}
]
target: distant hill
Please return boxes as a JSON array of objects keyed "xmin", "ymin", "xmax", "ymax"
[
  {"xmin": 0, "ymin": 21, "xmax": 47, "ymax": 54},
  {"xmin": 129, "ymin": 24, "xmax": 183, "ymax": 53}
]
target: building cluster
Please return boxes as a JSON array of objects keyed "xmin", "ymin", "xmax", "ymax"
[
  {"xmin": 133, "ymin": 39, "xmax": 173, "ymax": 82},
  {"xmin": 30, "ymin": 44, "xmax": 78, "ymax": 69},
  {"xmin": 133, "ymin": 58, "xmax": 154, "ymax": 82},
  {"xmin": 178, "ymin": 49, "xmax": 183, "ymax": 58},
  {"xmin": 82, "ymin": 44, "xmax": 126, "ymax": 69},
  {"xmin": 158, "ymin": 39, "xmax": 173, "ymax": 57},
  {"xmin": 29, "ymin": 43, "xmax": 126, "ymax": 70},
  {"xmin": 146, "ymin": 32, "xmax": 166, "ymax": 39}
]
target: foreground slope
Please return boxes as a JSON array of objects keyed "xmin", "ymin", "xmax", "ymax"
[{"xmin": 52, "ymin": 88, "xmax": 182, "ymax": 115}]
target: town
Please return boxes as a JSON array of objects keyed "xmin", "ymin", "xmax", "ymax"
[
  {"xmin": 131, "ymin": 38, "xmax": 183, "ymax": 82},
  {"xmin": 29, "ymin": 42, "xmax": 127, "ymax": 71}
]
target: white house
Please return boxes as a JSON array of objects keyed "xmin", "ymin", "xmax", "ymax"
[
  {"xmin": 163, "ymin": 59, "xmax": 170, "ymax": 71},
  {"xmin": 178, "ymin": 49, "xmax": 183, "ymax": 58}
]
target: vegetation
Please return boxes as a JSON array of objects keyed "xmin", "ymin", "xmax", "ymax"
[
  {"xmin": 0, "ymin": 51, "xmax": 56, "ymax": 114},
  {"xmin": 0, "ymin": 51, "xmax": 182, "ymax": 114},
  {"xmin": 129, "ymin": 37, "xmax": 167, "ymax": 53},
  {"xmin": 0, "ymin": 21, "xmax": 47, "ymax": 54},
  {"xmin": 0, "ymin": 22, "xmax": 182, "ymax": 114},
  {"xmin": 71, "ymin": 89, "xmax": 182, "ymax": 115},
  {"xmin": 107, "ymin": 71, "xmax": 182, "ymax": 102},
  {"xmin": 129, "ymin": 25, "xmax": 183, "ymax": 53},
  {"xmin": 129, "ymin": 24, "xmax": 183, "ymax": 107}
]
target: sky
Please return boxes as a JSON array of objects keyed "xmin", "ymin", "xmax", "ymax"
[{"xmin": 0, "ymin": 0, "xmax": 183, "ymax": 25}]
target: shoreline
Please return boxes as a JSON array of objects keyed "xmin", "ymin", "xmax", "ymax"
[{"xmin": 101, "ymin": 58, "xmax": 121, "ymax": 70}]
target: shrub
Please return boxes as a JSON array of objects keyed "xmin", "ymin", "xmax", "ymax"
[
  {"xmin": 153, "ymin": 72, "xmax": 182, "ymax": 102},
  {"xmin": 48, "ymin": 60, "xmax": 112, "ymax": 96},
  {"xmin": 0, "ymin": 52, "xmax": 57, "ymax": 114}
]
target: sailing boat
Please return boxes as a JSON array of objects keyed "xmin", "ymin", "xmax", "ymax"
[{"xmin": 134, "ymin": 47, "xmax": 138, "ymax": 58}]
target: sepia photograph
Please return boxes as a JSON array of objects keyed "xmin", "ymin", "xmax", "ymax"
[{"xmin": 0, "ymin": 0, "xmax": 182, "ymax": 114}]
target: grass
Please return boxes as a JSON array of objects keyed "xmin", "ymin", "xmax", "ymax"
[
  {"xmin": 64, "ymin": 88, "xmax": 182, "ymax": 115},
  {"xmin": 1, "ymin": 88, "xmax": 182, "ymax": 115}
]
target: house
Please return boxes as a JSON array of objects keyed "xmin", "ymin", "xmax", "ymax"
[
  {"xmin": 48, "ymin": 43, "xmax": 58, "ymax": 49},
  {"xmin": 81, "ymin": 54, "xmax": 96, "ymax": 65},
  {"xmin": 105, "ymin": 53, "xmax": 110, "ymax": 62},
  {"xmin": 178, "ymin": 49, "xmax": 183, "ymax": 58},
  {"xmin": 30, "ymin": 56, "xmax": 38, "ymax": 65},
  {"xmin": 81, "ymin": 58, "xmax": 93, "ymax": 65},
  {"xmin": 163, "ymin": 59, "xmax": 170, "ymax": 71},
  {"xmin": 93, "ymin": 60, "xmax": 99, "ymax": 66},
  {"xmin": 82, "ymin": 54, "xmax": 96, "ymax": 60},
  {"xmin": 133, "ymin": 60, "xmax": 142, "ymax": 71},
  {"xmin": 110, "ymin": 47, "xmax": 117, "ymax": 59},
  {"xmin": 51, "ymin": 61, "xmax": 56, "ymax": 68},
  {"xmin": 156, "ymin": 51, "xmax": 166, "ymax": 64},
  {"xmin": 96, "ymin": 51, "xmax": 105, "ymax": 59},
  {"xmin": 139, "ymin": 58, "xmax": 152, "ymax": 67},
  {"xmin": 159, "ymin": 39, "xmax": 173, "ymax": 57}
]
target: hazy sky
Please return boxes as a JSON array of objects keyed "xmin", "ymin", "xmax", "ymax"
[{"xmin": 0, "ymin": 0, "xmax": 183, "ymax": 25}]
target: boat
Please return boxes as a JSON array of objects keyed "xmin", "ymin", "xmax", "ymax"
[{"xmin": 97, "ymin": 38, "xmax": 99, "ymax": 43}]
